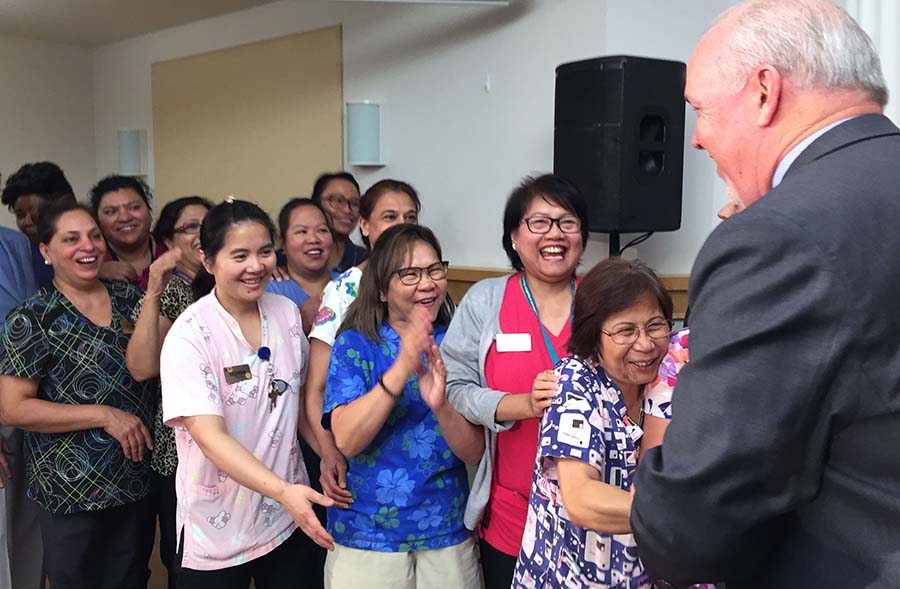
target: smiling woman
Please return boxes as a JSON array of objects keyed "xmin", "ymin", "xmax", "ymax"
[
  {"xmin": 321, "ymin": 223, "xmax": 483, "ymax": 588},
  {"xmin": 441, "ymin": 173, "xmax": 588, "ymax": 589},
  {"xmin": 124, "ymin": 195, "xmax": 213, "ymax": 588},
  {"xmin": 159, "ymin": 198, "xmax": 333, "ymax": 588},
  {"xmin": 0, "ymin": 200, "xmax": 157, "ymax": 588},
  {"xmin": 90, "ymin": 175, "xmax": 166, "ymax": 291},
  {"xmin": 512, "ymin": 256, "xmax": 674, "ymax": 589}
]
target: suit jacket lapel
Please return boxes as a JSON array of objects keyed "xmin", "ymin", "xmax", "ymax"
[{"xmin": 785, "ymin": 113, "xmax": 900, "ymax": 179}]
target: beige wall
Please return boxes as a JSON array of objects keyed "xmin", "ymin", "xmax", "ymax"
[
  {"xmin": 93, "ymin": 0, "xmax": 737, "ymax": 275},
  {"xmin": 151, "ymin": 26, "xmax": 342, "ymax": 216},
  {"xmin": 0, "ymin": 35, "xmax": 95, "ymax": 229}
]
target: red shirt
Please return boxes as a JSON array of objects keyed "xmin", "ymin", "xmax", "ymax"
[
  {"xmin": 482, "ymin": 273, "xmax": 573, "ymax": 556},
  {"xmin": 104, "ymin": 238, "xmax": 167, "ymax": 292}
]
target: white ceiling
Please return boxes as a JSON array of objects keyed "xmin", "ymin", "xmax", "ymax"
[{"xmin": 0, "ymin": 0, "xmax": 284, "ymax": 47}]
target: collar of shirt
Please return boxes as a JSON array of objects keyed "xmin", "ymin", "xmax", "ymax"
[
  {"xmin": 771, "ymin": 116, "xmax": 856, "ymax": 188},
  {"xmin": 209, "ymin": 288, "xmax": 268, "ymax": 356}
]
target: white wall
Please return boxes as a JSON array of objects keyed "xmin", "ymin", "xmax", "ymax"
[
  {"xmin": 93, "ymin": 0, "xmax": 734, "ymax": 275},
  {"xmin": 0, "ymin": 35, "xmax": 95, "ymax": 229}
]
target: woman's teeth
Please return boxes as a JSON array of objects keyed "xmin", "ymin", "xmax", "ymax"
[
  {"xmin": 540, "ymin": 246, "xmax": 565, "ymax": 258},
  {"xmin": 76, "ymin": 256, "xmax": 97, "ymax": 264}
]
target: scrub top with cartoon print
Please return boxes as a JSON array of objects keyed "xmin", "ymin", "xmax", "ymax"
[
  {"xmin": 160, "ymin": 291, "xmax": 310, "ymax": 571},
  {"xmin": 309, "ymin": 266, "xmax": 362, "ymax": 346},
  {"xmin": 512, "ymin": 354, "xmax": 650, "ymax": 589}
]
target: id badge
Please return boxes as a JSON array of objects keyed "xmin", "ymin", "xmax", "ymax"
[
  {"xmin": 495, "ymin": 333, "xmax": 532, "ymax": 352},
  {"xmin": 223, "ymin": 364, "xmax": 252, "ymax": 384}
]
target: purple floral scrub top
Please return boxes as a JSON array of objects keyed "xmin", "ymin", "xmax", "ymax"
[
  {"xmin": 642, "ymin": 328, "xmax": 716, "ymax": 589},
  {"xmin": 642, "ymin": 327, "xmax": 690, "ymax": 419},
  {"xmin": 512, "ymin": 354, "xmax": 650, "ymax": 589}
]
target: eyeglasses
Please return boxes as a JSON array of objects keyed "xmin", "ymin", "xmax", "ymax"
[
  {"xmin": 393, "ymin": 261, "xmax": 449, "ymax": 286},
  {"xmin": 323, "ymin": 194, "xmax": 360, "ymax": 212},
  {"xmin": 601, "ymin": 320, "xmax": 672, "ymax": 345},
  {"xmin": 173, "ymin": 221, "xmax": 202, "ymax": 235},
  {"xmin": 521, "ymin": 216, "xmax": 582, "ymax": 234}
]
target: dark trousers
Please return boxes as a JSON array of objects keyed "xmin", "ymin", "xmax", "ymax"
[
  {"xmin": 480, "ymin": 537, "xmax": 517, "ymax": 589},
  {"xmin": 153, "ymin": 472, "xmax": 179, "ymax": 589},
  {"xmin": 38, "ymin": 495, "xmax": 155, "ymax": 589},
  {"xmin": 177, "ymin": 528, "xmax": 316, "ymax": 589},
  {"xmin": 300, "ymin": 439, "xmax": 326, "ymax": 589}
]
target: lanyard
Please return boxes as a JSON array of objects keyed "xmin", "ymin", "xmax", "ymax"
[
  {"xmin": 171, "ymin": 268, "xmax": 194, "ymax": 285},
  {"xmin": 519, "ymin": 274, "xmax": 575, "ymax": 367}
]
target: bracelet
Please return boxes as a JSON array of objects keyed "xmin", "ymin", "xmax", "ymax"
[{"xmin": 378, "ymin": 376, "xmax": 402, "ymax": 399}]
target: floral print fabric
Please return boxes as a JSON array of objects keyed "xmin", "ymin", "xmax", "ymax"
[
  {"xmin": 322, "ymin": 323, "xmax": 471, "ymax": 552},
  {"xmin": 643, "ymin": 328, "xmax": 690, "ymax": 419}
]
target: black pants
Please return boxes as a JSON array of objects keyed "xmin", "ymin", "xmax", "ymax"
[
  {"xmin": 177, "ymin": 528, "xmax": 316, "ymax": 589},
  {"xmin": 38, "ymin": 495, "xmax": 155, "ymax": 589},
  {"xmin": 300, "ymin": 439, "xmax": 326, "ymax": 589},
  {"xmin": 153, "ymin": 472, "xmax": 179, "ymax": 589},
  {"xmin": 480, "ymin": 537, "xmax": 518, "ymax": 589}
]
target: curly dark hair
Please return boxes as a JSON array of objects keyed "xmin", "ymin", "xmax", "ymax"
[
  {"xmin": 89, "ymin": 175, "xmax": 152, "ymax": 213},
  {"xmin": 1, "ymin": 162, "xmax": 74, "ymax": 210}
]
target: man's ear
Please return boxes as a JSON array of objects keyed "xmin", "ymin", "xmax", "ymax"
[{"xmin": 754, "ymin": 64, "xmax": 782, "ymax": 127}]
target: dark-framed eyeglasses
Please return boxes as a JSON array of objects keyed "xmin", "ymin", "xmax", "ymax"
[
  {"xmin": 601, "ymin": 320, "xmax": 672, "ymax": 345},
  {"xmin": 393, "ymin": 261, "xmax": 449, "ymax": 286},
  {"xmin": 173, "ymin": 221, "xmax": 203, "ymax": 235},
  {"xmin": 521, "ymin": 216, "xmax": 582, "ymax": 235},
  {"xmin": 323, "ymin": 194, "xmax": 360, "ymax": 212}
]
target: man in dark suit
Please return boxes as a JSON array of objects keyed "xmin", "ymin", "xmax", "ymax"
[{"xmin": 631, "ymin": 1, "xmax": 900, "ymax": 587}]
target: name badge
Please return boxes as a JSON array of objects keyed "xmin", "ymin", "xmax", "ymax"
[
  {"xmin": 223, "ymin": 364, "xmax": 252, "ymax": 384},
  {"xmin": 496, "ymin": 333, "xmax": 532, "ymax": 353}
]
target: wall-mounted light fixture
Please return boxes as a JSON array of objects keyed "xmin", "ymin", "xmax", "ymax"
[
  {"xmin": 117, "ymin": 128, "xmax": 148, "ymax": 176},
  {"xmin": 346, "ymin": 102, "xmax": 384, "ymax": 167}
]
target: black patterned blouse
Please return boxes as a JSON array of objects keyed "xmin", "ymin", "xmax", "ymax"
[
  {"xmin": 0, "ymin": 281, "xmax": 156, "ymax": 514},
  {"xmin": 132, "ymin": 274, "xmax": 194, "ymax": 477}
]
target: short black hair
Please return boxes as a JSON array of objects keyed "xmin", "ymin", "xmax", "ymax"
[
  {"xmin": 277, "ymin": 197, "xmax": 333, "ymax": 242},
  {"xmin": 501, "ymin": 174, "xmax": 589, "ymax": 271},
  {"xmin": 1, "ymin": 162, "xmax": 74, "ymax": 211},
  {"xmin": 153, "ymin": 196, "xmax": 214, "ymax": 243},
  {"xmin": 311, "ymin": 172, "xmax": 361, "ymax": 202},
  {"xmin": 35, "ymin": 200, "xmax": 97, "ymax": 246},
  {"xmin": 90, "ymin": 175, "xmax": 152, "ymax": 213}
]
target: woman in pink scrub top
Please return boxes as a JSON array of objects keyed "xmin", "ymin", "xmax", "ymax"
[{"xmin": 160, "ymin": 198, "xmax": 332, "ymax": 588}]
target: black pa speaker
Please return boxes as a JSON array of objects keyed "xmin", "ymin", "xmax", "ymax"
[{"xmin": 554, "ymin": 55, "xmax": 686, "ymax": 234}]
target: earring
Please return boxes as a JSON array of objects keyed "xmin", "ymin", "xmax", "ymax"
[
  {"xmin": 44, "ymin": 259, "xmax": 51, "ymax": 266},
  {"xmin": 511, "ymin": 242, "xmax": 517, "ymax": 251}
]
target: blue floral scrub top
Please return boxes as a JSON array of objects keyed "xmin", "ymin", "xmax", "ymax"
[
  {"xmin": 513, "ymin": 354, "xmax": 650, "ymax": 589},
  {"xmin": 322, "ymin": 323, "xmax": 470, "ymax": 552}
]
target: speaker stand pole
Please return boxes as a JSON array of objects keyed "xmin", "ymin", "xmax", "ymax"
[{"xmin": 608, "ymin": 232, "xmax": 621, "ymax": 257}]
